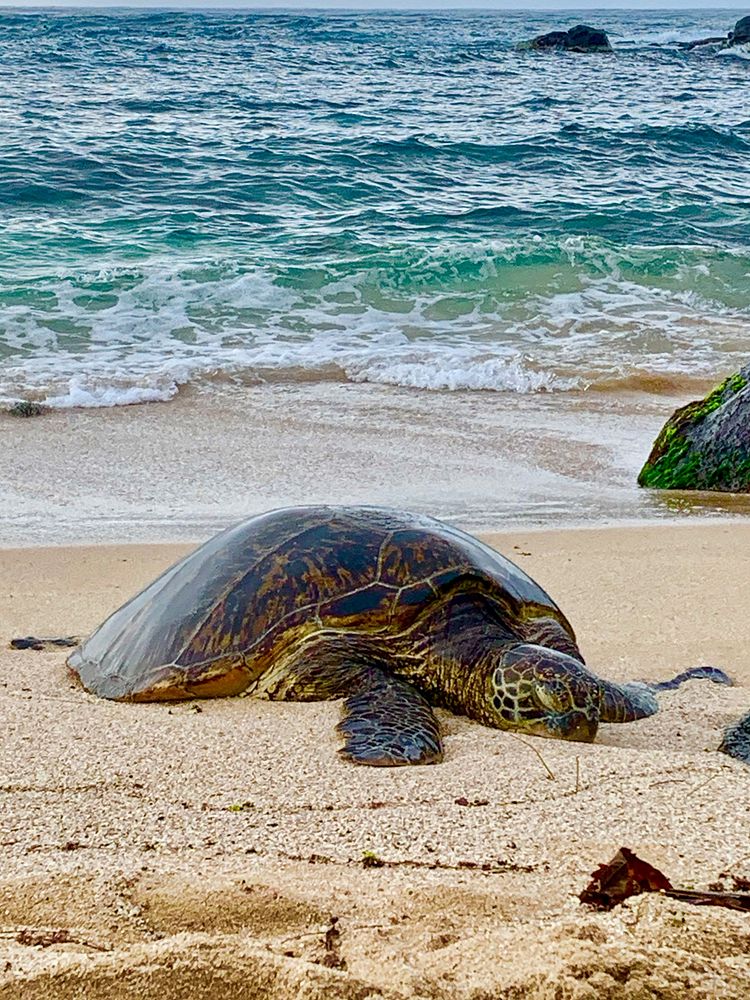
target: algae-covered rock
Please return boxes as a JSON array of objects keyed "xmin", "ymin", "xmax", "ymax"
[
  {"xmin": 638, "ymin": 365, "xmax": 750, "ymax": 491},
  {"xmin": 7, "ymin": 400, "xmax": 49, "ymax": 417}
]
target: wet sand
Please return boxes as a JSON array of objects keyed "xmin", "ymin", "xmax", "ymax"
[
  {"xmin": 2, "ymin": 523, "xmax": 749, "ymax": 998},
  {"xmin": 3, "ymin": 381, "xmax": 750, "ymax": 547}
]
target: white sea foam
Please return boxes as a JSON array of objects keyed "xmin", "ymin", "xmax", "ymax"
[
  {"xmin": 718, "ymin": 43, "xmax": 750, "ymax": 61},
  {"xmin": 620, "ymin": 30, "xmax": 702, "ymax": 46},
  {"xmin": 44, "ymin": 379, "xmax": 180, "ymax": 409},
  {"xmin": 2, "ymin": 245, "xmax": 749, "ymax": 409},
  {"xmin": 345, "ymin": 356, "xmax": 578, "ymax": 393}
]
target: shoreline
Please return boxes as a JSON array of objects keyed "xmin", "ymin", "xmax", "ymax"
[
  {"xmin": 2, "ymin": 520, "xmax": 749, "ymax": 998},
  {"xmin": 3, "ymin": 380, "xmax": 750, "ymax": 547}
]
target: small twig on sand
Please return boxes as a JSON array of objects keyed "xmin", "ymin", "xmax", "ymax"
[
  {"xmin": 506, "ymin": 733, "xmax": 556, "ymax": 781},
  {"xmin": 686, "ymin": 772, "xmax": 721, "ymax": 799},
  {"xmin": 277, "ymin": 916, "xmax": 346, "ymax": 970}
]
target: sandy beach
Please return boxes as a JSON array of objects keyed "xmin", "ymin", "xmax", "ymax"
[{"xmin": 2, "ymin": 521, "xmax": 749, "ymax": 998}]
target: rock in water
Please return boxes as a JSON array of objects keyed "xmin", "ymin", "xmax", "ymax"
[
  {"xmin": 681, "ymin": 36, "xmax": 730, "ymax": 52},
  {"xmin": 566, "ymin": 25, "xmax": 612, "ymax": 53},
  {"xmin": 682, "ymin": 16, "xmax": 750, "ymax": 52},
  {"xmin": 529, "ymin": 30, "xmax": 570, "ymax": 50},
  {"xmin": 638, "ymin": 366, "xmax": 750, "ymax": 492},
  {"xmin": 527, "ymin": 24, "xmax": 612, "ymax": 54},
  {"xmin": 729, "ymin": 15, "xmax": 750, "ymax": 46},
  {"xmin": 7, "ymin": 400, "xmax": 49, "ymax": 418}
]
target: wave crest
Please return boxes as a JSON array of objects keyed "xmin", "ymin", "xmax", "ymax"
[{"xmin": 1, "ymin": 235, "xmax": 749, "ymax": 408}]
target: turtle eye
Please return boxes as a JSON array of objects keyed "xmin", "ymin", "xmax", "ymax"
[{"xmin": 532, "ymin": 680, "xmax": 571, "ymax": 713}]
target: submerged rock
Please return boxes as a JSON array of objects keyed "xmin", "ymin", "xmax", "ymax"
[
  {"xmin": 638, "ymin": 366, "xmax": 750, "ymax": 492},
  {"xmin": 526, "ymin": 24, "xmax": 612, "ymax": 54},
  {"xmin": 681, "ymin": 36, "xmax": 730, "ymax": 51}
]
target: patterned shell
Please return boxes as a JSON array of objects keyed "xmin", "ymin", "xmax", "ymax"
[{"xmin": 68, "ymin": 506, "xmax": 574, "ymax": 700}]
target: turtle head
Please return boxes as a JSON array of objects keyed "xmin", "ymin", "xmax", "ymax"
[{"xmin": 488, "ymin": 644, "xmax": 600, "ymax": 742}]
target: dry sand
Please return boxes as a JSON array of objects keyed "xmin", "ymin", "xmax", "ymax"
[{"xmin": 1, "ymin": 522, "xmax": 749, "ymax": 999}]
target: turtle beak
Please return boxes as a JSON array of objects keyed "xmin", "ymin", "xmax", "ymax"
[
  {"xmin": 531, "ymin": 673, "xmax": 599, "ymax": 742},
  {"xmin": 527, "ymin": 711, "xmax": 598, "ymax": 743},
  {"xmin": 563, "ymin": 714, "xmax": 599, "ymax": 743}
]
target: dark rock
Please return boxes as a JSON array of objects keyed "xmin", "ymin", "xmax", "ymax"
[
  {"xmin": 729, "ymin": 15, "xmax": 750, "ymax": 45},
  {"xmin": 528, "ymin": 24, "xmax": 612, "ymax": 54},
  {"xmin": 530, "ymin": 31, "xmax": 570, "ymax": 50},
  {"xmin": 566, "ymin": 25, "xmax": 612, "ymax": 53},
  {"xmin": 638, "ymin": 365, "xmax": 750, "ymax": 492},
  {"xmin": 682, "ymin": 16, "xmax": 750, "ymax": 52}
]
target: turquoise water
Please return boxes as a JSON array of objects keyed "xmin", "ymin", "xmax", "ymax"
[{"xmin": 1, "ymin": 8, "xmax": 749, "ymax": 407}]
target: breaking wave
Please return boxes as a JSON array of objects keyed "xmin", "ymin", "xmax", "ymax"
[{"xmin": 1, "ymin": 8, "xmax": 748, "ymax": 408}]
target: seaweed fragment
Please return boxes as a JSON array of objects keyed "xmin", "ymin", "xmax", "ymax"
[
  {"xmin": 580, "ymin": 847, "xmax": 750, "ymax": 912},
  {"xmin": 579, "ymin": 847, "xmax": 672, "ymax": 909}
]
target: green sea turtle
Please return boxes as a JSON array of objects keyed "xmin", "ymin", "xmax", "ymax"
[{"xmin": 66, "ymin": 506, "xmax": 731, "ymax": 766}]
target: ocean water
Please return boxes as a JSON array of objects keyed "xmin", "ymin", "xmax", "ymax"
[{"xmin": 0, "ymin": 7, "xmax": 749, "ymax": 408}]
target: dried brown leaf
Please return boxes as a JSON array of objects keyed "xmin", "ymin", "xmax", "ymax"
[{"xmin": 579, "ymin": 847, "xmax": 672, "ymax": 910}]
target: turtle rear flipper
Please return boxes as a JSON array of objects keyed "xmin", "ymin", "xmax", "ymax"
[
  {"xmin": 719, "ymin": 710, "xmax": 750, "ymax": 764},
  {"xmin": 337, "ymin": 669, "xmax": 443, "ymax": 767}
]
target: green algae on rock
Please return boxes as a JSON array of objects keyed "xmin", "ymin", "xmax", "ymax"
[
  {"xmin": 7, "ymin": 400, "xmax": 49, "ymax": 418},
  {"xmin": 638, "ymin": 366, "xmax": 750, "ymax": 492}
]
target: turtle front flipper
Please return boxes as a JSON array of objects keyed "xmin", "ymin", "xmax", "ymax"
[
  {"xmin": 719, "ymin": 710, "xmax": 750, "ymax": 764},
  {"xmin": 648, "ymin": 666, "xmax": 733, "ymax": 691},
  {"xmin": 599, "ymin": 666, "xmax": 734, "ymax": 724},
  {"xmin": 337, "ymin": 669, "xmax": 443, "ymax": 767},
  {"xmin": 598, "ymin": 680, "xmax": 659, "ymax": 724}
]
